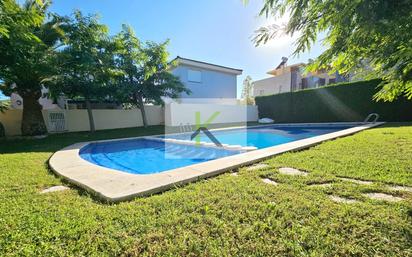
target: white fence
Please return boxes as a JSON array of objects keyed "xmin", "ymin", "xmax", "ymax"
[
  {"xmin": 165, "ymin": 102, "xmax": 258, "ymax": 126},
  {"xmin": 0, "ymin": 106, "xmax": 164, "ymax": 136},
  {"xmin": 0, "ymin": 104, "xmax": 259, "ymax": 136}
]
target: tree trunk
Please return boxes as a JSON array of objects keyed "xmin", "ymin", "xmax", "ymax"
[
  {"xmin": 21, "ymin": 92, "xmax": 47, "ymax": 136},
  {"xmin": 85, "ymin": 99, "xmax": 96, "ymax": 132},
  {"xmin": 137, "ymin": 95, "xmax": 148, "ymax": 128}
]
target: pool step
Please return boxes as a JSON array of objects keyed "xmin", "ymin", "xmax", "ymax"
[{"xmin": 148, "ymin": 137, "xmax": 257, "ymax": 152}]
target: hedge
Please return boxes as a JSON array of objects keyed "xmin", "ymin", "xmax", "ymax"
[{"xmin": 255, "ymin": 79, "xmax": 412, "ymax": 123}]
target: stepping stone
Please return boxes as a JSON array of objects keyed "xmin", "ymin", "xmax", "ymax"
[
  {"xmin": 388, "ymin": 185, "xmax": 412, "ymax": 193},
  {"xmin": 247, "ymin": 163, "xmax": 269, "ymax": 171},
  {"xmin": 339, "ymin": 177, "xmax": 373, "ymax": 185},
  {"xmin": 278, "ymin": 167, "xmax": 308, "ymax": 176},
  {"xmin": 262, "ymin": 178, "xmax": 278, "ymax": 186},
  {"xmin": 363, "ymin": 193, "xmax": 403, "ymax": 202},
  {"xmin": 231, "ymin": 172, "xmax": 239, "ymax": 176},
  {"xmin": 309, "ymin": 183, "xmax": 333, "ymax": 188},
  {"xmin": 329, "ymin": 195, "xmax": 358, "ymax": 204},
  {"xmin": 41, "ymin": 185, "xmax": 70, "ymax": 194}
]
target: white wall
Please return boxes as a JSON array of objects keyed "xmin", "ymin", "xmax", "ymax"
[
  {"xmin": 253, "ymin": 73, "xmax": 291, "ymax": 96},
  {"xmin": 0, "ymin": 104, "xmax": 258, "ymax": 135},
  {"xmin": 65, "ymin": 106, "xmax": 163, "ymax": 132},
  {"xmin": 165, "ymin": 102, "xmax": 258, "ymax": 126},
  {"xmin": 10, "ymin": 86, "xmax": 60, "ymax": 110},
  {"xmin": 0, "ymin": 106, "xmax": 164, "ymax": 136}
]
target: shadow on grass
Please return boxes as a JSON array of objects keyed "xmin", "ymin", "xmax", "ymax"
[{"xmin": 0, "ymin": 125, "xmax": 165, "ymax": 154}]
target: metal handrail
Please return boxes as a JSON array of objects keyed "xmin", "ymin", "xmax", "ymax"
[
  {"xmin": 179, "ymin": 123, "xmax": 193, "ymax": 133},
  {"xmin": 363, "ymin": 113, "xmax": 379, "ymax": 123}
]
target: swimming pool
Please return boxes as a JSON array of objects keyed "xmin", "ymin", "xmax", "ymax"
[
  {"xmin": 50, "ymin": 122, "xmax": 382, "ymax": 202},
  {"xmin": 164, "ymin": 125, "xmax": 352, "ymax": 149},
  {"xmin": 80, "ymin": 124, "xmax": 352, "ymax": 174}
]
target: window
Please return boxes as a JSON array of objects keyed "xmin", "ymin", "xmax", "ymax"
[
  {"xmin": 259, "ymin": 90, "xmax": 265, "ymax": 96},
  {"xmin": 188, "ymin": 69, "xmax": 202, "ymax": 83}
]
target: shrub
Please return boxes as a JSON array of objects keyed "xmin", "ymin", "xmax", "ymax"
[{"xmin": 255, "ymin": 79, "xmax": 412, "ymax": 123}]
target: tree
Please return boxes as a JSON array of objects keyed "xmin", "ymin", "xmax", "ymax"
[
  {"xmin": 0, "ymin": 0, "xmax": 65, "ymax": 135},
  {"xmin": 0, "ymin": 100, "xmax": 9, "ymax": 113},
  {"xmin": 56, "ymin": 11, "xmax": 118, "ymax": 132},
  {"xmin": 250, "ymin": 0, "xmax": 412, "ymax": 101},
  {"xmin": 241, "ymin": 75, "xmax": 254, "ymax": 105},
  {"xmin": 115, "ymin": 24, "xmax": 189, "ymax": 127},
  {"xmin": 0, "ymin": 100, "xmax": 8, "ymax": 137}
]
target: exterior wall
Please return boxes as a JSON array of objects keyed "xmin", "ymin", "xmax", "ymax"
[
  {"xmin": 171, "ymin": 64, "xmax": 237, "ymax": 99},
  {"xmin": 0, "ymin": 110, "xmax": 23, "ymax": 136},
  {"xmin": 10, "ymin": 86, "xmax": 60, "ymax": 110},
  {"xmin": 253, "ymin": 73, "xmax": 291, "ymax": 96},
  {"xmin": 0, "ymin": 106, "xmax": 164, "ymax": 136},
  {"xmin": 165, "ymin": 102, "xmax": 258, "ymax": 126},
  {"xmin": 254, "ymin": 70, "xmax": 348, "ymax": 96}
]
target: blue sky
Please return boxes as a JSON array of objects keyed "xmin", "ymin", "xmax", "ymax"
[{"xmin": 1, "ymin": 0, "xmax": 324, "ymax": 99}]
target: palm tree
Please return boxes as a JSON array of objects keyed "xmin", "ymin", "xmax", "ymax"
[{"xmin": 0, "ymin": 0, "xmax": 65, "ymax": 135}]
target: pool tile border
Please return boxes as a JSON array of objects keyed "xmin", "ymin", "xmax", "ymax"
[{"xmin": 49, "ymin": 122, "xmax": 384, "ymax": 202}]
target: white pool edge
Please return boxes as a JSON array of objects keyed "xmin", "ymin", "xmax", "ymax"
[{"xmin": 49, "ymin": 122, "xmax": 385, "ymax": 202}]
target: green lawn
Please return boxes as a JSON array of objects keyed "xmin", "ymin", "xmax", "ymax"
[{"xmin": 0, "ymin": 123, "xmax": 411, "ymax": 256}]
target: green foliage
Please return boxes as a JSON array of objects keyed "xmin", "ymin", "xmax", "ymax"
[
  {"xmin": 0, "ymin": 0, "xmax": 64, "ymax": 96},
  {"xmin": 255, "ymin": 79, "xmax": 412, "ymax": 123},
  {"xmin": 0, "ymin": 0, "xmax": 65, "ymax": 135},
  {"xmin": 241, "ymin": 75, "xmax": 254, "ymax": 105},
  {"xmin": 0, "ymin": 100, "xmax": 9, "ymax": 113},
  {"xmin": 114, "ymin": 24, "xmax": 189, "ymax": 106},
  {"xmin": 55, "ymin": 11, "xmax": 118, "ymax": 101},
  {"xmin": 114, "ymin": 24, "xmax": 189, "ymax": 127},
  {"xmin": 253, "ymin": 0, "xmax": 412, "ymax": 101},
  {"xmin": 0, "ymin": 0, "xmax": 45, "ymax": 39},
  {"xmin": 0, "ymin": 124, "xmax": 411, "ymax": 255}
]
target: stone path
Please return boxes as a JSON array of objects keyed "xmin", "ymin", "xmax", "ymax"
[
  {"xmin": 308, "ymin": 183, "xmax": 333, "ymax": 188},
  {"xmin": 247, "ymin": 163, "xmax": 269, "ymax": 171},
  {"xmin": 329, "ymin": 195, "xmax": 358, "ymax": 204},
  {"xmin": 388, "ymin": 185, "xmax": 412, "ymax": 193},
  {"xmin": 248, "ymin": 163, "xmax": 412, "ymax": 203},
  {"xmin": 249, "ymin": 165, "xmax": 409, "ymax": 204},
  {"xmin": 261, "ymin": 178, "xmax": 278, "ymax": 186},
  {"xmin": 41, "ymin": 185, "xmax": 70, "ymax": 194},
  {"xmin": 278, "ymin": 167, "xmax": 308, "ymax": 176},
  {"xmin": 339, "ymin": 177, "xmax": 373, "ymax": 185},
  {"xmin": 363, "ymin": 193, "xmax": 403, "ymax": 202}
]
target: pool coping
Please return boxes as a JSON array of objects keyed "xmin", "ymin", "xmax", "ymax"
[{"xmin": 49, "ymin": 122, "xmax": 385, "ymax": 202}]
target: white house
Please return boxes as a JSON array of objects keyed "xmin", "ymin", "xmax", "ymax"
[
  {"xmin": 10, "ymin": 86, "xmax": 61, "ymax": 110},
  {"xmin": 169, "ymin": 56, "xmax": 243, "ymax": 104},
  {"xmin": 253, "ymin": 57, "xmax": 347, "ymax": 97}
]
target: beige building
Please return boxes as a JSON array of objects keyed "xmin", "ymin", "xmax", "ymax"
[{"xmin": 253, "ymin": 58, "xmax": 346, "ymax": 97}]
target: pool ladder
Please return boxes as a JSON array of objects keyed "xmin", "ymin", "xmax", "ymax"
[
  {"xmin": 363, "ymin": 113, "xmax": 379, "ymax": 123},
  {"xmin": 179, "ymin": 123, "xmax": 193, "ymax": 133}
]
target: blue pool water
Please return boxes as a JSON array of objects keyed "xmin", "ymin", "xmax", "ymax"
[
  {"xmin": 80, "ymin": 125, "xmax": 352, "ymax": 174},
  {"xmin": 164, "ymin": 125, "xmax": 352, "ymax": 149}
]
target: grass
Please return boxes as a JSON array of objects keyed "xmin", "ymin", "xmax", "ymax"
[{"xmin": 0, "ymin": 123, "xmax": 411, "ymax": 256}]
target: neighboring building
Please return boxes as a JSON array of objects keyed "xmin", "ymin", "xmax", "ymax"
[
  {"xmin": 169, "ymin": 56, "xmax": 243, "ymax": 104},
  {"xmin": 10, "ymin": 86, "xmax": 61, "ymax": 110},
  {"xmin": 10, "ymin": 87, "xmax": 121, "ymax": 110},
  {"xmin": 10, "ymin": 56, "xmax": 244, "ymax": 109},
  {"xmin": 253, "ymin": 57, "xmax": 347, "ymax": 97}
]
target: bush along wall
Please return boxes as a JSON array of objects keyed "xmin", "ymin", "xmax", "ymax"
[{"xmin": 255, "ymin": 79, "xmax": 412, "ymax": 123}]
